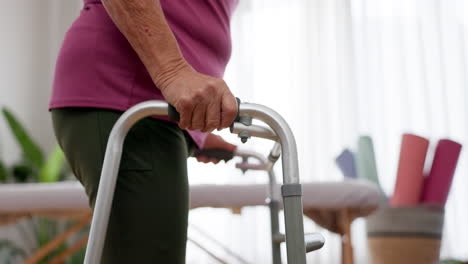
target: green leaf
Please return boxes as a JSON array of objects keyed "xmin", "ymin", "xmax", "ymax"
[
  {"xmin": 0, "ymin": 160, "xmax": 8, "ymax": 182},
  {"xmin": 66, "ymin": 247, "xmax": 86, "ymax": 264},
  {"xmin": 2, "ymin": 108, "xmax": 44, "ymax": 168},
  {"xmin": 39, "ymin": 145, "xmax": 66, "ymax": 183},
  {"xmin": 439, "ymin": 260, "xmax": 464, "ymax": 264},
  {"xmin": 12, "ymin": 164, "xmax": 34, "ymax": 182}
]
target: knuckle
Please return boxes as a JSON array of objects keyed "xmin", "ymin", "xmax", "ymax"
[
  {"xmin": 206, "ymin": 78, "xmax": 218, "ymax": 87},
  {"xmin": 178, "ymin": 97, "xmax": 192, "ymax": 109},
  {"xmin": 193, "ymin": 90, "xmax": 205, "ymax": 101},
  {"xmin": 205, "ymin": 82, "xmax": 217, "ymax": 93},
  {"xmin": 178, "ymin": 96, "xmax": 189, "ymax": 104}
]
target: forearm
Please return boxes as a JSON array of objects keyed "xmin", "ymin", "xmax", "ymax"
[
  {"xmin": 102, "ymin": 0, "xmax": 189, "ymax": 89},
  {"xmin": 102, "ymin": 0, "xmax": 238, "ymax": 132}
]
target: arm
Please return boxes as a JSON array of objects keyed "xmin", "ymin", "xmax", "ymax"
[{"xmin": 101, "ymin": 0, "xmax": 237, "ymax": 132}]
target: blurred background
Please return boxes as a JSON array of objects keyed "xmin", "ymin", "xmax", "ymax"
[{"xmin": 0, "ymin": 0, "xmax": 467, "ymax": 263}]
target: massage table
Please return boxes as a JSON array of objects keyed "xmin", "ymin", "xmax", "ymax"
[{"xmin": 0, "ymin": 179, "xmax": 379, "ymax": 264}]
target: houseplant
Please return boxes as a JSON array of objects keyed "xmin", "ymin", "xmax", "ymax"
[{"xmin": 0, "ymin": 107, "xmax": 85, "ymax": 264}]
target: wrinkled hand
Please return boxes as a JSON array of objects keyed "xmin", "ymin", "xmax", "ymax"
[
  {"xmin": 157, "ymin": 63, "xmax": 237, "ymax": 132},
  {"xmin": 196, "ymin": 134, "xmax": 237, "ymax": 164}
]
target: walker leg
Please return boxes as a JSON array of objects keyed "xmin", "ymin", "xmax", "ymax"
[
  {"xmin": 269, "ymin": 200, "xmax": 282, "ymax": 264},
  {"xmin": 282, "ymin": 191, "xmax": 306, "ymax": 264}
]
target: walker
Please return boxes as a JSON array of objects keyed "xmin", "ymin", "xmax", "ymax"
[
  {"xmin": 84, "ymin": 99, "xmax": 325, "ymax": 264},
  {"xmin": 195, "ymin": 146, "xmax": 326, "ymax": 263}
]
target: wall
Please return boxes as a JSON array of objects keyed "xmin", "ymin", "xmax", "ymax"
[{"xmin": 0, "ymin": 0, "xmax": 81, "ymax": 165}]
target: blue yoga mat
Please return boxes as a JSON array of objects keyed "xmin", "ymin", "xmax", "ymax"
[{"xmin": 336, "ymin": 149, "xmax": 357, "ymax": 179}]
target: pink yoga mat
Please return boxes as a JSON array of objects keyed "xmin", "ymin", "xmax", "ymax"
[
  {"xmin": 390, "ymin": 134, "xmax": 429, "ymax": 207},
  {"xmin": 421, "ymin": 139, "xmax": 462, "ymax": 206}
]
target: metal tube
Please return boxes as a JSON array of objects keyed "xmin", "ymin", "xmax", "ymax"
[
  {"xmin": 84, "ymin": 101, "xmax": 170, "ymax": 264},
  {"xmin": 270, "ymin": 143, "xmax": 282, "ymax": 160},
  {"xmin": 238, "ymin": 103, "xmax": 300, "ymax": 185},
  {"xmin": 283, "ymin": 196, "xmax": 306, "ymax": 263},
  {"xmin": 235, "ymin": 163, "xmax": 267, "ymax": 171},
  {"xmin": 267, "ymin": 170, "xmax": 282, "ymax": 264},
  {"xmin": 235, "ymin": 149, "xmax": 269, "ymax": 165},
  {"xmin": 304, "ymin": 233, "xmax": 325, "ymax": 252},
  {"xmin": 268, "ymin": 171, "xmax": 280, "ymax": 204},
  {"xmin": 231, "ymin": 123, "xmax": 278, "ymax": 141},
  {"xmin": 265, "ymin": 143, "xmax": 281, "ymax": 172},
  {"xmin": 238, "ymin": 103, "xmax": 306, "ymax": 263},
  {"xmin": 234, "ymin": 149, "xmax": 269, "ymax": 171},
  {"xmin": 269, "ymin": 200, "xmax": 282, "ymax": 264}
]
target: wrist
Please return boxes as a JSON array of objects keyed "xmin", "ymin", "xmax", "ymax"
[{"xmin": 153, "ymin": 58, "xmax": 192, "ymax": 92}]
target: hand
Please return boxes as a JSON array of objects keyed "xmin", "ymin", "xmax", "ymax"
[
  {"xmin": 157, "ymin": 62, "xmax": 238, "ymax": 132},
  {"xmin": 195, "ymin": 134, "xmax": 237, "ymax": 164}
]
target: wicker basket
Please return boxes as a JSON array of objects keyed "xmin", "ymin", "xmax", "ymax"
[{"xmin": 367, "ymin": 206, "xmax": 444, "ymax": 264}]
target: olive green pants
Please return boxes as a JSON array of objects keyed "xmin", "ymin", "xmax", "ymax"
[{"xmin": 51, "ymin": 108, "xmax": 195, "ymax": 264}]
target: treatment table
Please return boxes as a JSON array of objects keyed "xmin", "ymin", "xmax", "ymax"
[{"xmin": 0, "ymin": 179, "xmax": 379, "ymax": 264}]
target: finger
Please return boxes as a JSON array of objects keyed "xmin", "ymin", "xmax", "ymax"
[
  {"xmin": 210, "ymin": 158, "xmax": 220, "ymax": 164},
  {"xmin": 177, "ymin": 98, "xmax": 195, "ymax": 130},
  {"xmin": 222, "ymin": 142, "xmax": 237, "ymax": 152},
  {"xmin": 219, "ymin": 92, "xmax": 238, "ymax": 129},
  {"xmin": 203, "ymin": 98, "xmax": 221, "ymax": 132},
  {"xmin": 196, "ymin": 156, "xmax": 209, "ymax": 163},
  {"xmin": 190, "ymin": 102, "xmax": 206, "ymax": 131}
]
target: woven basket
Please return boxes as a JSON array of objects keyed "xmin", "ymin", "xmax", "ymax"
[{"xmin": 367, "ymin": 206, "xmax": 444, "ymax": 264}]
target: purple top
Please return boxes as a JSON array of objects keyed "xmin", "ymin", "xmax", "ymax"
[{"xmin": 49, "ymin": 0, "xmax": 238, "ymax": 147}]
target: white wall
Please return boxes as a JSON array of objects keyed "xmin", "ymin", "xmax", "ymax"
[{"xmin": 0, "ymin": 0, "xmax": 81, "ymax": 165}]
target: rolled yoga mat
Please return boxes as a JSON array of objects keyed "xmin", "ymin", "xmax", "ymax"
[
  {"xmin": 336, "ymin": 149, "xmax": 357, "ymax": 179},
  {"xmin": 421, "ymin": 139, "xmax": 462, "ymax": 206},
  {"xmin": 357, "ymin": 136, "xmax": 383, "ymax": 190},
  {"xmin": 390, "ymin": 134, "xmax": 429, "ymax": 207}
]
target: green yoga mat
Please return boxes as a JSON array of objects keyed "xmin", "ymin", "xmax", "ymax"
[{"xmin": 357, "ymin": 136, "xmax": 386, "ymax": 200}]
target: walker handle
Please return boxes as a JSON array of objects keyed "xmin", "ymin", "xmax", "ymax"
[
  {"xmin": 168, "ymin": 104, "xmax": 180, "ymax": 122},
  {"xmin": 168, "ymin": 98, "xmax": 241, "ymax": 123},
  {"xmin": 194, "ymin": 149, "xmax": 235, "ymax": 162}
]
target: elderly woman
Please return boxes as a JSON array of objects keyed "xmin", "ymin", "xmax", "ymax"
[{"xmin": 49, "ymin": 0, "xmax": 239, "ymax": 263}]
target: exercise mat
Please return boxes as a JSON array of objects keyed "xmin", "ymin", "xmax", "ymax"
[{"xmin": 390, "ymin": 134, "xmax": 429, "ymax": 206}]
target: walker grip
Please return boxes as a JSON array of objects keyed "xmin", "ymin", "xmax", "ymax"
[
  {"xmin": 168, "ymin": 104, "xmax": 180, "ymax": 122},
  {"xmin": 194, "ymin": 148, "xmax": 234, "ymax": 162}
]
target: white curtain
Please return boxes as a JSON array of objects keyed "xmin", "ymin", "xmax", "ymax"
[{"xmin": 189, "ymin": 0, "xmax": 468, "ymax": 263}]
